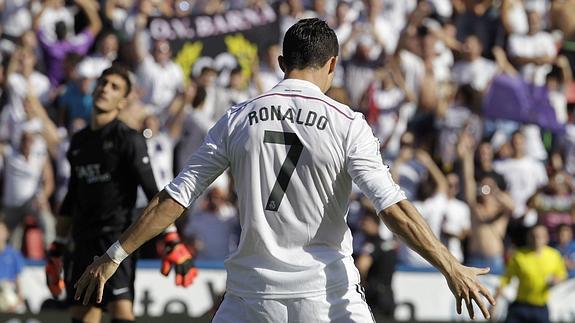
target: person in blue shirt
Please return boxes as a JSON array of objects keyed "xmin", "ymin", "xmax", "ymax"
[
  {"xmin": 556, "ymin": 224, "xmax": 575, "ymax": 278},
  {"xmin": 0, "ymin": 220, "xmax": 25, "ymax": 312}
]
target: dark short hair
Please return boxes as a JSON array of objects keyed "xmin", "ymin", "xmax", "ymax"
[
  {"xmin": 282, "ymin": 18, "xmax": 339, "ymax": 71},
  {"xmin": 100, "ymin": 64, "xmax": 132, "ymax": 97}
]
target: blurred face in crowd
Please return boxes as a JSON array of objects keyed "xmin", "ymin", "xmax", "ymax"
[
  {"xmin": 99, "ymin": 34, "xmax": 119, "ymax": 60},
  {"xmin": 313, "ymin": 0, "xmax": 326, "ymax": 14},
  {"xmin": 447, "ymin": 173, "xmax": 460, "ymax": 199},
  {"xmin": 558, "ymin": 225, "xmax": 573, "ymax": 246},
  {"xmin": 399, "ymin": 132, "xmax": 415, "ymax": 160},
  {"xmin": 336, "ymin": 1, "xmax": 349, "ymax": 23},
  {"xmin": 421, "ymin": 33, "xmax": 437, "ymax": 61},
  {"xmin": 19, "ymin": 48, "xmax": 36, "ymax": 75},
  {"xmin": 92, "ymin": 73, "xmax": 129, "ymax": 113},
  {"xmin": 365, "ymin": 0, "xmax": 382, "ymax": 19},
  {"xmin": 19, "ymin": 30, "xmax": 38, "ymax": 50},
  {"xmin": 511, "ymin": 131, "xmax": 525, "ymax": 158},
  {"xmin": 462, "ymin": 36, "xmax": 482, "ymax": 61},
  {"xmin": 527, "ymin": 11, "xmax": 541, "ymax": 35},
  {"xmin": 477, "ymin": 141, "xmax": 494, "ymax": 166},
  {"xmin": 198, "ymin": 68, "xmax": 217, "ymax": 87},
  {"xmin": 153, "ymin": 40, "xmax": 172, "ymax": 65},
  {"xmin": 229, "ymin": 70, "xmax": 244, "ymax": 90},
  {"xmin": 549, "ymin": 172, "xmax": 571, "ymax": 195},
  {"xmin": 287, "ymin": 0, "xmax": 303, "ymax": 13},
  {"xmin": 528, "ymin": 225, "xmax": 549, "ymax": 250},
  {"xmin": 360, "ymin": 213, "xmax": 380, "ymax": 237},
  {"xmin": 206, "ymin": 187, "xmax": 227, "ymax": 212}
]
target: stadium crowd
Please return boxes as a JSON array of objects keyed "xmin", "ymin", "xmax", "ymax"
[{"xmin": 0, "ymin": 0, "xmax": 575, "ymax": 318}]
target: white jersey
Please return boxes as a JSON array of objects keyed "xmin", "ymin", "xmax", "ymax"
[{"xmin": 166, "ymin": 79, "xmax": 406, "ymax": 299}]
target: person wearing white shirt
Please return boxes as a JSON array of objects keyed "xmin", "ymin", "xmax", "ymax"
[
  {"xmin": 135, "ymin": 39, "xmax": 184, "ymax": 116},
  {"xmin": 451, "ymin": 35, "xmax": 498, "ymax": 92},
  {"xmin": 441, "ymin": 174, "xmax": 471, "ymax": 264},
  {"xmin": 493, "ymin": 130, "xmax": 548, "ymax": 219},
  {"xmin": 0, "ymin": 48, "xmax": 51, "ymax": 144},
  {"xmin": 0, "ymin": 130, "xmax": 55, "ymax": 251},
  {"xmin": 75, "ymin": 18, "xmax": 495, "ymax": 322},
  {"xmin": 508, "ymin": 11, "xmax": 558, "ymax": 85}
]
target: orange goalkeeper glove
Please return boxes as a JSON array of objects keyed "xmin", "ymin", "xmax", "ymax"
[
  {"xmin": 160, "ymin": 232, "xmax": 198, "ymax": 287},
  {"xmin": 45, "ymin": 241, "xmax": 65, "ymax": 298}
]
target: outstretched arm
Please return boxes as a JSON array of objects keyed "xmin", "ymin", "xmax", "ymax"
[{"xmin": 381, "ymin": 200, "xmax": 496, "ymax": 320}]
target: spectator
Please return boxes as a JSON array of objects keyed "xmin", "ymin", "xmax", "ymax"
[
  {"xmin": 501, "ymin": 0, "xmax": 528, "ymax": 36},
  {"xmin": 356, "ymin": 208, "xmax": 397, "ymax": 321},
  {"xmin": 214, "ymin": 66, "xmax": 250, "ymax": 119},
  {"xmin": 0, "ymin": 221, "xmax": 25, "ymax": 313},
  {"xmin": 474, "ymin": 138, "xmax": 507, "ymax": 191},
  {"xmin": 0, "ymin": 47, "xmax": 50, "ymax": 144},
  {"xmin": 460, "ymin": 132, "xmax": 514, "ymax": 274},
  {"xmin": 135, "ymin": 38, "xmax": 184, "ymax": 117},
  {"xmin": 34, "ymin": 0, "xmax": 102, "ymax": 88},
  {"xmin": 545, "ymin": 55, "xmax": 573, "ymax": 125},
  {"xmin": 493, "ymin": 130, "xmax": 548, "ymax": 220},
  {"xmin": 507, "ymin": 10, "xmax": 558, "ymax": 86},
  {"xmin": 492, "ymin": 224, "xmax": 567, "ymax": 323},
  {"xmin": 0, "ymin": 127, "xmax": 56, "ymax": 252},
  {"xmin": 435, "ymin": 84, "xmax": 480, "ymax": 168},
  {"xmin": 168, "ymin": 83, "xmax": 213, "ymax": 173},
  {"xmin": 183, "ymin": 186, "xmax": 239, "ymax": 261},
  {"xmin": 440, "ymin": 173, "xmax": 471, "ymax": 263},
  {"xmin": 369, "ymin": 62, "xmax": 415, "ymax": 162},
  {"xmin": 451, "ymin": 35, "xmax": 498, "ymax": 92},
  {"xmin": 77, "ymin": 31, "xmax": 120, "ymax": 80},
  {"xmin": 555, "ymin": 224, "xmax": 575, "ymax": 278},
  {"xmin": 391, "ymin": 131, "xmax": 428, "ymax": 200},
  {"xmin": 252, "ymin": 44, "xmax": 283, "ymax": 94},
  {"xmin": 0, "ymin": 0, "xmax": 32, "ymax": 44},
  {"xmin": 56, "ymin": 61, "xmax": 98, "ymax": 129},
  {"xmin": 528, "ymin": 170, "xmax": 575, "ymax": 244}
]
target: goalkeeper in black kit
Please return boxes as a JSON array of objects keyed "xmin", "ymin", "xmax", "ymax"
[{"xmin": 44, "ymin": 65, "xmax": 197, "ymax": 323}]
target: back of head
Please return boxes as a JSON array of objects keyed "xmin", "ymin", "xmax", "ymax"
[{"xmin": 282, "ymin": 18, "xmax": 338, "ymax": 71}]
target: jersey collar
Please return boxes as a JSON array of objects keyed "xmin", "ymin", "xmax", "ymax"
[{"xmin": 276, "ymin": 78, "xmax": 323, "ymax": 94}]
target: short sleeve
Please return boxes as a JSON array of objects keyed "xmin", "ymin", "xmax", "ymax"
[
  {"xmin": 165, "ymin": 113, "xmax": 230, "ymax": 208},
  {"xmin": 345, "ymin": 114, "xmax": 406, "ymax": 213}
]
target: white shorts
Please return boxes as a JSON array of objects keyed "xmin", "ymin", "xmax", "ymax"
[{"xmin": 212, "ymin": 284, "xmax": 376, "ymax": 323}]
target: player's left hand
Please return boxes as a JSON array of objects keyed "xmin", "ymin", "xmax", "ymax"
[
  {"xmin": 445, "ymin": 264, "xmax": 496, "ymax": 320},
  {"xmin": 73, "ymin": 254, "xmax": 119, "ymax": 305},
  {"xmin": 160, "ymin": 232, "xmax": 198, "ymax": 287}
]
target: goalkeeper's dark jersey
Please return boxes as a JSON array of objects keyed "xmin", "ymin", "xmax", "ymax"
[{"xmin": 60, "ymin": 119, "xmax": 159, "ymax": 240}]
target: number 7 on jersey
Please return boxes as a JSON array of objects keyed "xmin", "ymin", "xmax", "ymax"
[{"xmin": 264, "ymin": 130, "xmax": 303, "ymax": 211}]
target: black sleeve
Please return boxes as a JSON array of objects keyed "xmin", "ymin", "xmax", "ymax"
[
  {"xmin": 126, "ymin": 131, "xmax": 159, "ymax": 201},
  {"xmin": 59, "ymin": 143, "xmax": 77, "ymax": 217}
]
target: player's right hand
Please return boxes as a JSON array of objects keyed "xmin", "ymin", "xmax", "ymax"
[
  {"xmin": 445, "ymin": 264, "xmax": 496, "ymax": 320},
  {"xmin": 45, "ymin": 241, "xmax": 66, "ymax": 298}
]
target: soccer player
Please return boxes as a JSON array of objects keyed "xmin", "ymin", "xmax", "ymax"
[
  {"xmin": 75, "ymin": 19, "xmax": 495, "ymax": 321},
  {"xmin": 45, "ymin": 65, "xmax": 197, "ymax": 323}
]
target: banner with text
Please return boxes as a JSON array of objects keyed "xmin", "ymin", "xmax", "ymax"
[{"xmin": 148, "ymin": 5, "xmax": 280, "ymax": 82}]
